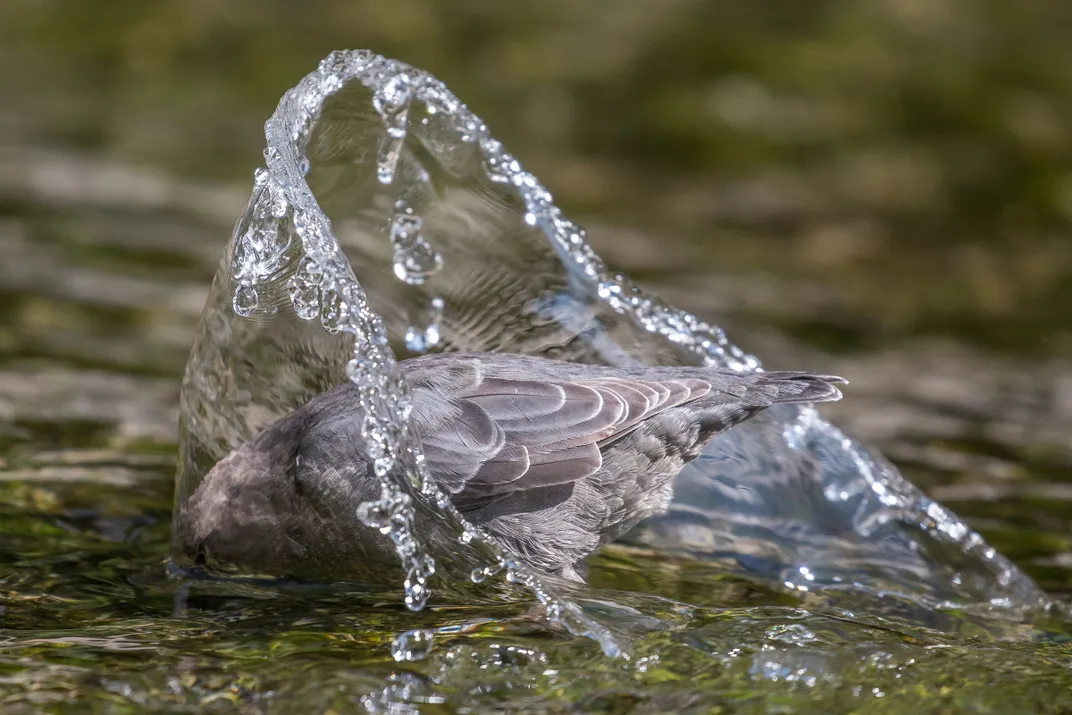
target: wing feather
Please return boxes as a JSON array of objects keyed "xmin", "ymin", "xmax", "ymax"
[
  {"xmin": 396, "ymin": 355, "xmax": 843, "ymax": 520},
  {"xmin": 409, "ymin": 362, "xmax": 720, "ymax": 500}
]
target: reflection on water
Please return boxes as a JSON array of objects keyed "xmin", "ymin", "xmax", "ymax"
[{"xmin": 2, "ymin": 2, "xmax": 1072, "ymax": 712}]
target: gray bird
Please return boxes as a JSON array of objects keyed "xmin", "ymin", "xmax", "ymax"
[{"xmin": 176, "ymin": 352, "xmax": 844, "ymax": 582}]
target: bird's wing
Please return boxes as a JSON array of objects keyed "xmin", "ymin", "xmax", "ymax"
[{"xmin": 409, "ymin": 363, "xmax": 709, "ymax": 500}]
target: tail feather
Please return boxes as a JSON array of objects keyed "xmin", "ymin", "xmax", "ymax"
[
  {"xmin": 687, "ymin": 370, "xmax": 846, "ymax": 449},
  {"xmin": 751, "ymin": 371, "xmax": 847, "ymax": 406}
]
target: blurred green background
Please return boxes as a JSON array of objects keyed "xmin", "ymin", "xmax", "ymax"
[
  {"xmin": 3, "ymin": 0, "xmax": 1072, "ymax": 356},
  {"xmin": 2, "ymin": 0, "xmax": 1072, "ymax": 589}
]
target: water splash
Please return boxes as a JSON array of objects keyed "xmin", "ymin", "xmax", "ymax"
[
  {"xmin": 228, "ymin": 167, "xmax": 292, "ymax": 317},
  {"xmin": 347, "ymin": 48, "xmax": 1041, "ymax": 611},
  {"xmin": 225, "ymin": 50, "xmax": 646, "ymax": 656},
  {"xmin": 178, "ymin": 48, "xmax": 1049, "ymax": 663}
]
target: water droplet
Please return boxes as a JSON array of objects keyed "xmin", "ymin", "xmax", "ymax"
[
  {"xmin": 391, "ymin": 629, "xmax": 434, "ymax": 662},
  {"xmin": 392, "ymin": 242, "xmax": 442, "ymax": 285},
  {"xmin": 268, "ymin": 185, "xmax": 288, "ymax": 218},
  {"xmin": 356, "ymin": 499, "xmax": 391, "ymax": 531},
  {"xmin": 481, "ymin": 138, "xmax": 519, "ymax": 184},
  {"xmin": 405, "ymin": 554, "xmax": 435, "ymax": 610},
  {"xmin": 404, "ymin": 297, "xmax": 444, "ymax": 353},
  {"xmin": 374, "ymin": 75, "xmax": 413, "ymax": 130},
  {"xmin": 366, "ymin": 439, "xmax": 386, "ymax": 462},
  {"xmin": 287, "ymin": 257, "xmax": 322, "ymax": 320},
  {"xmin": 347, "ymin": 355, "xmax": 389, "ymax": 392},
  {"xmin": 377, "ymin": 137, "xmax": 404, "ymax": 185},
  {"xmin": 232, "ymin": 284, "xmax": 259, "ymax": 316},
  {"xmin": 470, "ymin": 561, "xmax": 503, "ymax": 584},
  {"xmin": 361, "ymin": 414, "xmax": 386, "ymax": 456},
  {"xmin": 346, "ymin": 356, "xmax": 363, "ymax": 380},
  {"xmin": 299, "ymin": 157, "xmax": 311, "ymax": 175},
  {"xmin": 390, "ymin": 202, "xmax": 442, "ymax": 285},
  {"xmin": 319, "ymin": 288, "xmax": 349, "ymax": 333},
  {"xmin": 374, "ymin": 456, "xmax": 395, "ymax": 477},
  {"xmin": 373, "ymin": 74, "xmax": 412, "ymax": 184},
  {"xmin": 394, "ymin": 392, "xmax": 414, "ymax": 421}
]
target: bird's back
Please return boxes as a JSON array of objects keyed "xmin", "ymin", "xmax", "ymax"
[{"xmin": 400, "ymin": 353, "xmax": 844, "ymax": 577}]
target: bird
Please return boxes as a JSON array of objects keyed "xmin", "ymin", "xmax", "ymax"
[{"xmin": 175, "ymin": 352, "xmax": 845, "ymax": 583}]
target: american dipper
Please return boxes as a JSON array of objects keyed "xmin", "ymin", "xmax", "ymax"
[{"xmin": 176, "ymin": 352, "xmax": 844, "ymax": 582}]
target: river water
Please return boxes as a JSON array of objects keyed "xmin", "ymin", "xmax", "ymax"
[{"xmin": 2, "ymin": 3, "xmax": 1072, "ymax": 713}]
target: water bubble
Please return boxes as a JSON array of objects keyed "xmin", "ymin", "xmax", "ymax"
[
  {"xmin": 299, "ymin": 157, "xmax": 311, "ymax": 175},
  {"xmin": 390, "ymin": 202, "xmax": 443, "ymax": 285},
  {"xmin": 232, "ymin": 284, "xmax": 259, "ymax": 316}
]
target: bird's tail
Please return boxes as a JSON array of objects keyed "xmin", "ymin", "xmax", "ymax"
[
  {"xmin": 678, "ymin": 369, "xmax": 846, "ymax": 449},
  {"xmin": 745, "ymin": 371, "xmax": 847, "ymax": 407}
]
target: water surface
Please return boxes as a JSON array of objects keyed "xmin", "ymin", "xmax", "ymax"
[{"xmin": 2, "ymin": 2, "xmax": 1072, "ymax": 712}]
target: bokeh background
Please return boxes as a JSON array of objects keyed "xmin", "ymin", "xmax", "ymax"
[{"xmin": 2, "ymin": 0, "xmax": 1071, "ymax": 596}]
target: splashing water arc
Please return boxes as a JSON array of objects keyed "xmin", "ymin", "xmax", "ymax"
[{"xmin": 175, "ymin": 49, "xmax": 1050, "ymax": 656}]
